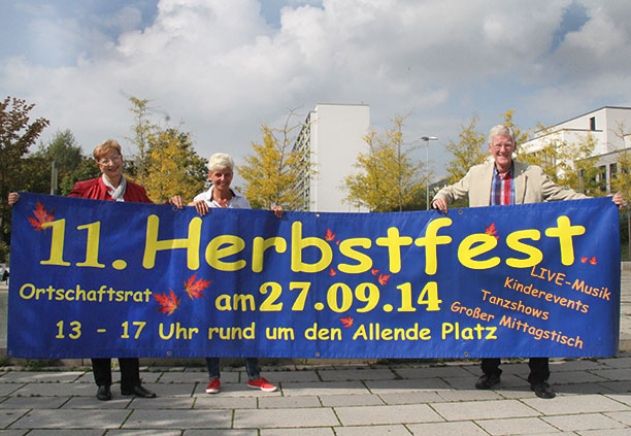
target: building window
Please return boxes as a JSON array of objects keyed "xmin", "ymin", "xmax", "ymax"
[{"xmin": 590, "ymin": 116, "xmax": 596, "ymax": 131}]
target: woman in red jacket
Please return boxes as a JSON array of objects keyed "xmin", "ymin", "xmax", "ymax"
[{"xmin": 9, "ymin": 139, "xmax": 183, "ymax": 401}]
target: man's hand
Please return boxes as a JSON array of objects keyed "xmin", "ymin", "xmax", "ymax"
[{"xmin": 431, "ymin": 198, "xmax": 448, "ymax": 213}]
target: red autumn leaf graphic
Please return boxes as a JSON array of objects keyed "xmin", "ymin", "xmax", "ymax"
[
  {"xmin": 581, "ymin": 256, "xmax": 588, "ymax": 264},
  {"xmin": 184, "ymin": 274, "xmax": 211, "ymax": 299},
  {"xmin": 340, "ymin": 316, "xmax": 354, "ymax": 328},
  {"xmin": 325, "ymin": 228, "xmax": 336, "ymax": 241},
  {"xmin": 329, "ymin": 267, "xmax": 337, "ymax": 277},
  {"xmin": 154, "ymin": 290, "xmax": 180, "ymax": 315},
  {"xmin": 589, "ymin": 256, "xmax": 598, "ymax": 265},
  {"xmin": 377, "ymin": 273, "xmax": 391, "ymax": 286},
  {"xmin": 371, "ymin": 268, "xmax": 380, "ymax": 276},
  {"xmin": 27, "ymin": 201, "xmax": 55, "ymax": 231},
  {"xmin": 485, "ymin": 222, "xmax": 498, "ymax": 239}
]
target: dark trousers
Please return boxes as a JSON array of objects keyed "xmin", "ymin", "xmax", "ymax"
[
  {"xmin": 205, "ymin": 357, "xmax": 260, "ymax": 380},
  {"xmin": 481, "ymin": 357, "xmax": 550, "ymax": 384},
  {"xmin": 92, "ymin": 358, "xmax": 140, "ymax": 389}
]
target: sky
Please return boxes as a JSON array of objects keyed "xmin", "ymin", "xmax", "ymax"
[{"xmin": 1, "ymin": 0, "xmax": 631, "ymax": 178}]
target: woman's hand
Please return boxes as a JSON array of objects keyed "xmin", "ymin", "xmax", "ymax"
[
  {"xmin": 191, "ymin": 200, "xmax": 210, "ymax": 216},
  {"xmin": 7, "ymin": 192, "xmax": 19, "ymax": 206},
  {"xmin": 168, "ymin": 195, "xmax": 184, "ymax": 209},
  {"xmin": 612, "ymin": 192, "xmax": 626, "ymax": 208},
  {"xmin": 271, "ymin": 204, "xmax": 283, "ymax": 218}
]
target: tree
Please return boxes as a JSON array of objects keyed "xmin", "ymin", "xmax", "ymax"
[
  {"xmin": 0, "ymin": 97, "xmax": 49, "ymax": 255},
  {"xmin": 127, "ymin": 97, "xmax": 157, "ymax": 184},
  {"xmin": 143, "ymin": 128, "xmax": 207, "ymax": 202},
  {"xmin": 612, "ymin": 125, "xmax": 631, "ymax": 259},
  {"xmin": 345, "ymin": 116, "xmax": 424, "ymax": 211},
  {"xmin": 239, "ymin": 114, "xmax": 312, "ymax": 210},
  {"xmin": 444, "ymin": 117, "xmax": 486, "ymax": 184}
]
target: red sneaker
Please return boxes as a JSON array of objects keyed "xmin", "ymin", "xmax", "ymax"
[
  {"xmin": 247, "ymin": 377, "xmax": 277, "ymax": 392},
  {"xmin": 205, "ymin": 378, "xmax": 221, "ymax": 394}
]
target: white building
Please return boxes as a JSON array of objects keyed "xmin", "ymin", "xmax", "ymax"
[
  {"xmin": 293, "ymin": 103, "xmax": 370, "ymax": 212},
  {"xmin": 521, "ymin": 106, "xmax": 631, "ymax": 192}
]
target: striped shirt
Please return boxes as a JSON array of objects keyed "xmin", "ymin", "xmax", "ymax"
[{"xmin": 490, "ymin": 165, "xmax": 515, "ymax": 206}]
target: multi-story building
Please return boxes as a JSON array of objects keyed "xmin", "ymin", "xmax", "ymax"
[
  {"xmin": 293, "ymin": 103, "xmax": 370, "ymax": 212},
  {"xmin": 521, "ymin": 106, "xmax": 631, "ymax": 192}
]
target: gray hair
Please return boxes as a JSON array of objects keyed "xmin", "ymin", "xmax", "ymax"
[
  {"xmin": 207, "ymin": 153, "xmax": 234, "ymax": 172},
  {"xmin": 488, "ymin": 124, "xmax": 515, "ymax": 145}
]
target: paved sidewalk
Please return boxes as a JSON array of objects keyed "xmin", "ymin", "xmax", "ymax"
[{"xmin": 0, "ymin": 266, "xmax": 630, "ymax": 435}]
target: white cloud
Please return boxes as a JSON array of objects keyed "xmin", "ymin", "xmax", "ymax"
[{"xmin": 1, "ymin": 0, "xmax": 630, "ymax": 175}]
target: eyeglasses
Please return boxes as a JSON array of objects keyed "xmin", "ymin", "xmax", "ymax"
[{"xmin": 97, "ymin": 155, "xmax": 122, "ymax": 165}]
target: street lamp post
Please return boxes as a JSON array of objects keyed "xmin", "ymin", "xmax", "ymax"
[{"xmin": 421, "ymin": 136, "xmax": 438, "ymax": 210}]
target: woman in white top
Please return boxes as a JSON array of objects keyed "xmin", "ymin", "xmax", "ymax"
[{"xmin": 190, "ymin": 152, "xmax": 280, "ymax": 394}]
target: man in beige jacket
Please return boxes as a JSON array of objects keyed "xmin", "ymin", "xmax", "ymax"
[{"xmin": 432, "ymin": 124, "xmax": 624, "ymax": 399}]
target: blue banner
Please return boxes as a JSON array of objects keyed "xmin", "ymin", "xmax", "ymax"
[{"xmin": 8, "ymin": 193, "xmax": 620, "ymax": 359}]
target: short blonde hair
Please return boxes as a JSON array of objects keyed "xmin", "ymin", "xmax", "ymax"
[
  {"xmin": 208, "ymin": 152, "xmax": 234, "ymax": 172},
  {"xmin": 93, "ymin": 139, "xmax": 123, "ymax": 161}
]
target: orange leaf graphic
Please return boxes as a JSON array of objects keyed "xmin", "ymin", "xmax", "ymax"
[
  {"xmin": 581, "ymin": 256, "xmax": 588, "ymax": 263},
  {"xmin": 371, "ymin": 268, "xmax": 380, "ymax": 276},
  {"xmin": 154, "ymin": 290, "xmax": 180, "ymax": 315},
  {"xmin": 184, "ymin": 274, "xmax": 211, "ymax": 299},
  {"xmin": 485, "ymin": 222, "xmax": 498, "ymax": 239},
  {"xmin": 27, "ymin": 201, "xmax": 55, "ymax": 231},
  {"xmin": 340, "ymin": 317, "xmax": 354, "ymax": 328},
  {"xmin": 377, "ymin": 273, "xmax": 391, "ymax": 286},
  {"xmin": 329, "ymin": 267, "xmax": 337, "ymax": 277},
  {"xmin": 589, "ymin": 256, "xmax": 598, "ymax": 265},
  {"xmin": 325, "ymin": 228, "xmax": 336, "ymax": 241}
]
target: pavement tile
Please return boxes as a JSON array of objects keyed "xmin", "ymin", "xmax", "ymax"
[
  {"xmin": 75, "ymin": 372, "xmax": 162, "ymax": 384},
  {"xmin": 128, "ymin": 396, "xmax": 194, "ymax": 409},
  {"xmin": 157, "ymin": 371, "xmax": 211, "ymax": 383},
  {"xmin": 589, "ymin": 369, "xmax": 631, "ymax": 381},
  {"xmin": 0, "ymin": 397, "xmax": 68, "ymax": 409},
  {"xmin": 0, "ymin": 386, "xmax": 23, "ymax": 397},
  {"xmin": 549, "ymin": 359, "xmax": 605, "ymax": 372},
  {"xmin": 542, "ymin": 413, "xmax": 626, "ymax": 431},
  {"xmin": 9, "ymin": 409, "xmax": 129, "ymax": 429},
  {"xmin": 185, "ymin": 431, "xmax": 257, "ymax": 436},
  {"xmin": 555, "ymin": 383, "xmax": 615, "ymax": 396},
  {"xmin": 318, "ymin": 368, "xmax": 395, "ymax": 381},
  {"xmin": 10, "ymin": 383, "xmax": 95, "ymax": 397},
  {"xmin": 123, "ymin": 409, "xmax": 231, "ymax": 429},
  {"xmin": 407, "ymin": 421, "xmax": 488, "ymax": 435},
  {"xmin": 576, "ymin": 430, "xmax": 631, "ymax": 436},
  {"xmin": 107, "ymin": 431, "xmax": 182, "ymax": 436},
  {"xmin": 365, "ymin": 377, "xmax": 451, "ymax": 394},
  {"xmin": 437, "ymin": 389, "xmax": 503, "ymax": 402},
  {"xmin": 522, "ymin": 394, "xmax": 631, "ymax": 415},
  {"xmin": 548, "ymin": 370, "xmax": 609, "ymax": 385},
  {"xmin": 258, "ymin": 370, "xmax": 319, "ymax": 383},
  {"xmin": 378, "ymin": 391, "xmax": 443, "ymax": 405},
  {"xmin": 335, "ymin": 404, "xmax": 442, "ymax": 426},
  {"xmin": 476, "ymin": 416, "xmax": 560, "ymax": 435},
  {"xmin": 194, "ymin": 396, "xmax": 257, "ymax": 409},
  {"xmin": 604, "ymin": 410, "xmax": 631, "ymax": 426},
  {"xmin": 598, "ymin": 381, "xmax": 631, "ymax": 393},
  {"xmin": 0, "ymin": 372, "xmax": 83, "ymax": 384},
  {"xmin": 0, "ymin": 431, "xmax": 26, "ymax": 436},
  {"xmin": 320, "ymin": 394, "xmax": 384, "ymax": 407},
  {"xmin": 233, "ymin": 407, "xmax": 338, "ymax": 428},
  {"xmin": 599, "ymin": 357, "xmax": 631, "ymax": 369},
  {"xmin": 260, "ymin": 429, "xmax": 334, "ymax": 436},
  {"xmin": 393, "ymin": 366, "xmax": 473, "ymax": 379},
  {"xmin": 333, "ymin": 424, "xmax": 411, "ymax": 435},
  {"xmin": 432, "ymin": 399, "xmax": 540, "ymax": 421},
  {"xmin": 259, "ymin": 395, "xmax": 321, "ymax": 408},
  {"xmin": 61, "ymin": 397, "xmax": 132, "ymax": 409},
  {"xmin": 281, "ymin": 381, "xmax": 368, "ymax": 397},
  {"xmin": 138, "ymin": 382, "xmax": 195, "ymax": 397},
  {"xmin": 27, "ymin": 431, "xmax": 104, "ymax": 436},
  {"xmin": 0, "ymin": 410, "xmax": 29, "ymax": 429},
  {"xmin": 444, "ymin": 373, "xmax": 525, "ymax": 390}
]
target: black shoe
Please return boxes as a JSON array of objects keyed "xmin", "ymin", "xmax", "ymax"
[
  {"xmin": 121, "ymin": 384, "xmax": 156, "ymax": 398},
  {"xmin": 531, "ymin": 382, "xmax": 556, "ymax": 399},
  {"xmin": 475, "ymin": 374, "xmax": 500, "ymax": 390},
  {"xmin": 96, "ymin": 385, "xmax": 112, "ymax": 401}
]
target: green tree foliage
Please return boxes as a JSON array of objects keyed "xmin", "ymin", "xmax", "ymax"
[
  {"xmin": 240, "ymin": 120, "xmax": 312, "ymax": 210},
  {"xmin": 345, "ymin": 116, "xmax": 424, "ymax": 211},
  {"xmin": 444, "ymin": 117, "xmax": 486, "ymax": 184},
  {"xmin": 0, "ymin": 97, "xmax": 49, "ymax": 255},
  {"xmin": 33, "ymin": 130, "xmax": 99, "ymax": 195},
  {"xmin": 143, "ymin": 128, "xmax": 207, "ymax": 202},
  {"xmin": 128, "ymin": 97, "xmax": 157, "ymax": 184}
]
